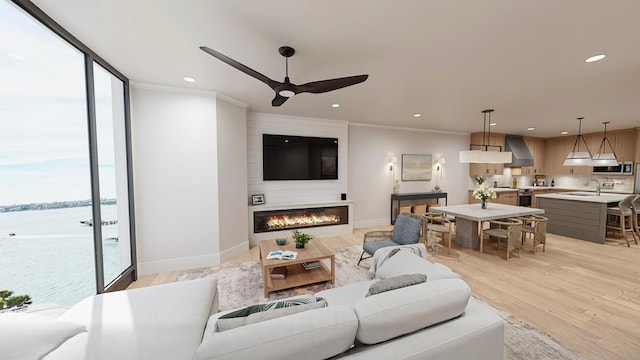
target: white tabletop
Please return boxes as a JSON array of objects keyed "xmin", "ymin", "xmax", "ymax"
[{"xmin": 431, "ymin": 203, "xmax": 544, "ymax": 222}]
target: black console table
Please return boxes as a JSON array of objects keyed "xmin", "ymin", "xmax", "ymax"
[{"xmin": 390, "ymin": 192, "xmax": 448, "ymax": 224}]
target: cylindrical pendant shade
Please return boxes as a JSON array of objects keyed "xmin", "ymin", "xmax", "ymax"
[{"xmin": 459, "ymin": 150, "xmax": 512, "ymax": 164}]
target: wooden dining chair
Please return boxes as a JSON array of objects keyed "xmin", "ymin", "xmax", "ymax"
[
  {"xmin": 423, "ymin": 212, "xmax": 453, "ymax": 254},
  {"xmin": 481, "ymin": 218, "xmax": 523, "ymax": 260},
  {"xmin": 519, "ymin": 215, "xmax": 548, "ymax": 254}
]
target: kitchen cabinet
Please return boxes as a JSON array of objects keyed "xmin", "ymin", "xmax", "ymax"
[
  {"xmin": 494, "ymin": 191, "xmax": 517, "ymax": 205},
  {"xmin": 468, "ymin": 132, "xmax": 505, "ymax": 176},
  {"xmin": 544, "ymin": 136, "xmax": 590, "ymax": 176},
  {"xmin": 522, "ymin": 136, "xmax": 545, "ymax": 174},
  {"xmin": 467, "ymin": 190, "xmax": 517, "ymax": 205},
  {"xmin": 612, "ymin": 129, "xmax": 637, "ymax": 161}
]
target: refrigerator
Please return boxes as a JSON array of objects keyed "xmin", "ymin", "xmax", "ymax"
[{"xmin": 636, "ymin": 163, "xmax": 640, "ymax": 194}]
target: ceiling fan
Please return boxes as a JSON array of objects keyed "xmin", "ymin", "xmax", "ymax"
[{"xmin": 200, "ymin": 45, "xmax": 368, "ymax": 106}]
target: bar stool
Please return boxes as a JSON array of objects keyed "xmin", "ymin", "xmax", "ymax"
[
  {"xmin": 519, "ymin": 215, "xmax": 548, "ymax": 254},
  {"xmin": 481, "ymin": 218, "xmax": 523, "ymax": 260},
  {"xmin": 631, "ymin": 196, "xmax": 640, "ymax": 239},
  {"xmin": 606, "ymin": 195, "xmax": 639, "ymax": 247}
]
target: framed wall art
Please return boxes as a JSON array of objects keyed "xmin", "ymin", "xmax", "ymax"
[
  {"xmin": 251, "ymin": 194, "xmax": 265, "ymax": 205},
  {"xmin": 401, "ymin": 154, "xmax": 432, "ymax": 181}
]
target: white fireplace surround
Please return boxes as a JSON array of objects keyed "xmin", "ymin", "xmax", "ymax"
[{"xmin": 249, "ymin": 200, "xmax": 354, "ymax": 246}]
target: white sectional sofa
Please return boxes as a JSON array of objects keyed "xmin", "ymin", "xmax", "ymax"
[{"xmin": 1, "ymin": 248, "xmax": 504, "ymax": 360}]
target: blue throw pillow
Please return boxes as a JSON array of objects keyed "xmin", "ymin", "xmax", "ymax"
[{"xmin": 391, "ymin": 215, "xmax": 422, "ymax": 245}]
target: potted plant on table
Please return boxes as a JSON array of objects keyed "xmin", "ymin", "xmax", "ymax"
[
  {"xmin": 473, "ymin": 185, "xmax": 496, "ymax": 209},
  {"xmin": 292, "ymin": 229, "xmax": 312, "ymax": 249}
]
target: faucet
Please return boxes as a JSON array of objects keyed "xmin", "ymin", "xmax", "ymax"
[{"xmin": 585, "ymin": 179, "xmax": 601, "ymax": 196}]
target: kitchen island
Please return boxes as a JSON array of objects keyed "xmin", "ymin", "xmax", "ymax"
[{"xmin": 536, "ymin": 192, "xmax": 629, "ymax": 243}]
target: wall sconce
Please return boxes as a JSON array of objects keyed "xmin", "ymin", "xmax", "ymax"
[
  {"xmin": 435, "ymin": 157, "xmax": 446, "ymax": 178},
  {"xmin": 389, "ymin": 156, "xmax": 398, "ymax": 171}
]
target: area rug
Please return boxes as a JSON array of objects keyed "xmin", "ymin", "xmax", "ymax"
[{"xmin": 176, "ymin": 246, "xmax": 586, "ymax": 360}]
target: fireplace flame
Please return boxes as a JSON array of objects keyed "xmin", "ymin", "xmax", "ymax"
[{"xmin": 266, "ymin": 213, "xmax": 341, "ymax": 229}]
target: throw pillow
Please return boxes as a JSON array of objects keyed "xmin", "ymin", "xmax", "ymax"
[
  {"xmin": 391, "ymin": 215, "xmax": 422, "ymax": 245},
  {"xmin": 216, "ymin": 296, "xmax": 325, "ymax": 332},
  {"xmin": 0, "ymin": 312, "xmax": 86, "ymax": 360},
  {"xmin": 247, "ymin": 299, "xmax": 327, "ymax": 325},
  {"xmin": 366, "ymin": 274, "xmax": 427, "ymax": 297}
]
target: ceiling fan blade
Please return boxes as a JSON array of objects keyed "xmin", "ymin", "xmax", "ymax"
[
  {"xmin": 295, "ymin": 74, "xmax": 368, "ymax": 94},
  {"xmin": 200, "ymin": 46, "xmax": 280, "ymax": 89},
  {"xmin": 271, "ymin": 94, "xmax": 289, "ymax": 106}
]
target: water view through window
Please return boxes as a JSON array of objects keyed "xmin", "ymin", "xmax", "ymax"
[{"xmin": 0, "ymin": 0, "xmax": 133, "ymax": 307}]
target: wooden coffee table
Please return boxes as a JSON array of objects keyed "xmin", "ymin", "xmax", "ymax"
[{"xmin": 259, "ymin": 239, "xmax": 335, "ymax": 297}]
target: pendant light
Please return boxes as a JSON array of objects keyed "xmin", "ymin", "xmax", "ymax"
[
  {"xmin": 459, "ymin": 109, "xmax": 512, "ymax": 163},
  {"xmin": 563, "ymin": 117, "xmax": 592, "ymax": 166},
  {"xmin": 592, "ymin": 121, "xmax": 618, "ymax": 166}
]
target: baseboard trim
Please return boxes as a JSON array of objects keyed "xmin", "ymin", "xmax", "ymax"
[{"xmin": 138, "ymin": 252, "xmax": 221, "ymax": 276}]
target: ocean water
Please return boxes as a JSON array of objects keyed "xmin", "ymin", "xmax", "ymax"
[{"xmin": 0, "ymin": 205, "xmax": 122, "ymax": 306}]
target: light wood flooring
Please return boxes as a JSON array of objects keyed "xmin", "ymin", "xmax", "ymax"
[{"xmin": 130, "ymin": 225, "xmax": 640, "ymax": 360}]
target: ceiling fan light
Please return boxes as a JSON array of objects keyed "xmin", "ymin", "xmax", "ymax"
[{"xmin": 278, "ymin": 89, "xmax": 295, "ymax": 97}]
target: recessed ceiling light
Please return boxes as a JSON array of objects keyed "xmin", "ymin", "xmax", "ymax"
[
  {"xmin": 489, "ymin": 123, "xmax": 496, "ymax": 126},
  {"xmin": 561, "ymin": 131, "xmax": 569, "ymax": 135},
  {"xmin": 332, "ymin": 103, "xmax": 340, "ymax": 108},
  {"xmin": 585, "ymin": 54, "xmax": 606, "ymax": 63},
  {"xmin": 527, "ymin": 127, "xmax": 535, "ymax": 131},
  {"xmin": 413, "ymin": 113, "xmax": 422, "ymax": 118},
  {"xmin": 183, "ymin": 76, "xmax": 196, "ymax": 83}
]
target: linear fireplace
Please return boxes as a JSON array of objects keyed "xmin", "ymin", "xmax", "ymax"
[{"xmin": 254, "ymin": 205, "xmax": 349, "ymax": 233}]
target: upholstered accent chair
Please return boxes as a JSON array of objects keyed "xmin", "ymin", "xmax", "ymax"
[{"xmin": 357, "ymin": 213, "xmax": 425, "ymax": 265}]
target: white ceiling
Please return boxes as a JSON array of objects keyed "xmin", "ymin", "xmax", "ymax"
[{"xmin": 30, "ymin": 0, "xmax": 640, "ymax": 137}]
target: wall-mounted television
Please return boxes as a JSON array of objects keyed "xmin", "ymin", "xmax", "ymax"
[{"xmin": 263, "ymin": 134, "xmax": 338, "ymax": 181}]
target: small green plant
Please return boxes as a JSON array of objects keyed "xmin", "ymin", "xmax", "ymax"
[
  {"xmin": 475, "ymin": 176, "xmax": 486, "ymax": 186},
  {"xmin": 291, "ymin": 229, "xmax": 312, "ymax": 247},
  {"xmin": 0, "ymin": 290, "xmax": 32, "ymax": 311}
]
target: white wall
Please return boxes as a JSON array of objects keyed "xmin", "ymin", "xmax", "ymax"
[
  {"xmin": 348, "ymin": 123, "xmax": 469, "ymax": 228},
  {"xmin": 216, "ymin": 97, "xmax": 249, "ymax": 261},
  {"xmin": 247, "ymin": 113, "xmax": 348, "ymax": 204},
  {"xmin": 131, "ymin": 84, "xmax": 247, "ymax": 275}
]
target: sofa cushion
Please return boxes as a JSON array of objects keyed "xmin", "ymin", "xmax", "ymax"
[
  {"xmin": 315, "ymin": 280, "xmax": 378, "ymax": 308},
  {"xmin": 366, "ymin": 274, "xmax": 427, "ymax": 297},
  {"xmin": 374, "ymin": 249, "xmax": 461, "ymax": 280},
  {"xmin": 354, "ymin": 278, "xmax": 471, "ymax": 345},
  {"xmin": 0, "ymin": 312, "xmax": 86, "ymax": 360},
  {"xmin": 391, "ymin": 215, "xmax": 422, "ymax": 245},
  {"xmin": 195, "ymin": 306, "xmax": 358, "ymax": 360},
  {"xmin": 58, "ymin": 277, "xmax": 218, "ymax": 360}
]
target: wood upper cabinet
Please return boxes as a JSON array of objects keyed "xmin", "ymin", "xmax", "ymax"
[
  {"xmin": 636, "ymin": 128, "xmax": 640, "ymax": 163},
  {"xmin": 522, "ymin": 137, "xmax": 545, "ymax": 174},
  {"xmin": 612, "ymin": 129, "xmax": 637, "ymax": 161},
  {"xmin": 544, "ymin": 136, "xmax": 590, "ymax": 176},
  {"xmin": 468, "ymin": 132, "xmax": 505, "ymax": 176}
]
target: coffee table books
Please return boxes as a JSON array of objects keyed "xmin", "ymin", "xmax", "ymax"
[
  {"xmin": 270, "ymin": 266, "xmax": 288, "ymax": 279},
  {"xmin": 302, "ymin": 261, "xmax": 321, "ymax": 270}
]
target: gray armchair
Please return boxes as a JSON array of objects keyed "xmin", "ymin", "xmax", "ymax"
[{"xmin": 358, "ymin": 213, "xmax": 425, "ymax": 265}]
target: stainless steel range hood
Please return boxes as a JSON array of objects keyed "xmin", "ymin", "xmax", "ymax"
[{"xmin": 505, "ymin": 135, "xmax": 534, "ymax": 167}]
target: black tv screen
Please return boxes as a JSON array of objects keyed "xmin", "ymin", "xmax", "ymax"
[{"xmin": 263, "ymin": 134, "xmax": 338, "ymax": 180}]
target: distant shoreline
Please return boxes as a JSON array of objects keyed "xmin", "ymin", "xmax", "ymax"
[{"xmin": 0, "ymin": 199, "xmax": 116, "ymax": 213}]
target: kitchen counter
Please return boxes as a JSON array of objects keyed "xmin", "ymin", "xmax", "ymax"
[
  {"xmin": 536, "ymin": 192, "xmax": 630, "ymax": 244},
  {"xmin": 535, "ymin": 192, "xmax": 629, "ymax": 203}
]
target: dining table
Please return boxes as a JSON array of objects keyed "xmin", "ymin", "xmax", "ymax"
[{"xmin": 430, "ymin": 203, "xmax": 545, "ymax": 249}]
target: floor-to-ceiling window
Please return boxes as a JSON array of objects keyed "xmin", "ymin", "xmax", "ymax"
[{"xmin": 0, "ymin": 0, "xmax": 135, "ymax": 306}]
